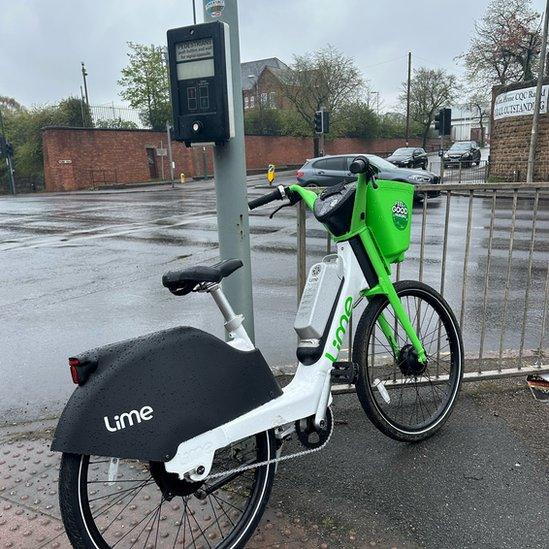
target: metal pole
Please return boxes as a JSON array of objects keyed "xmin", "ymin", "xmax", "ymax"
[
  {"xmin": 526, "ymin": 0, "xmax": 549, "ymax": 183},
  {"xmin": 160, "ymin": 139, "xmax": 165, "ymax": 180},
  {"xmin": 79, "ymin": 86, "xmax": 86, "ymax": 126},
  {"xmin": 166, "ymin": 121, "xmax": 175, "ymax": 184},
  {"xmin": 6, "ymin": 156, "xmax": 15, "ymax": 195},
  {"xmin": 81, "ymin": 62, "xmax": 90, "ymax": 107},
  {"xmin": 192, "ymin": 0, "xmax": 197, "ymax": 24},
  {"xmin": 405, "ymin": 51, "xmax": 411, "ymax": 145},
  {"xmin": 202, "ymin": 0, "xmax": 255, "ymax": 340}
]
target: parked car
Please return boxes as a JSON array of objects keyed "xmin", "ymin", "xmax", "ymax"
[
  {"xmin": 296, "ymin": 154, "xmax": 440, "ymax": 196},
  {"xmin": 443, "ymin": 141, "xmax": 481, "ymax": 168},
  {"xmin": 386, "ymin": 147, "xmax": 428, "ymax": 169}
]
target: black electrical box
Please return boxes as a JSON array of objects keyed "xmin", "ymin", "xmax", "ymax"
[{"xmin": 167, "ymin": 22, "xmax": 234, "ymax": 147}]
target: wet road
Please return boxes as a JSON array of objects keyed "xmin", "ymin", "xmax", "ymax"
[{"xmin": 1, "ymin": 176, "xmax": 548, "ymax": 422}]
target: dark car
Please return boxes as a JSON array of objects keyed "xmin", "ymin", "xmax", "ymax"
[
  {"xmin": 296, "ymin": 154, "xmax": 440, "ymax": 196},
  {"xmin": 386, "ymin": 147, "xmax": 428, "ymax": 169},
  {"xmin": 443, "ymin": 141, "xmax": 481, "ymax": 168}
]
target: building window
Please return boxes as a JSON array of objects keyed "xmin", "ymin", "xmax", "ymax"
[
  {"xmin": 260, "ymin": 92, "xmax": 268, "ymax": 106},
  {"xmin": 250, "ymin": 95, "xmax": 255, "ymax": 109},
  {"xmin": 269, "ymin": 92, "xmax": 276, "ymax": 109},
  {"xmin": 244, "ymin": 96, "xmax": 249, "ymax": 109}
]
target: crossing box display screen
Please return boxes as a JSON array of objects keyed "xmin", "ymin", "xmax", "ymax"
[{"xmin": 167, "ymin": 22, "xmax": 234, "ymax": 146}]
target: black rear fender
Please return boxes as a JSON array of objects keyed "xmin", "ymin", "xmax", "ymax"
[{"xmin": 51, "ymin": 327, "xmax": 281, "ymax": 461}]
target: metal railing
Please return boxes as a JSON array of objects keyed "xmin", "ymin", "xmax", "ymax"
[{"xmin": 296, "ymin": 182, "xmax": 549, "ymax": 387}]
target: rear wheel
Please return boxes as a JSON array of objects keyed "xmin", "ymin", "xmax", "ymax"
[
  {"xmin": 59, "ymin": 430, "xmax": 276, "ymax": 548},
  {"xmin": 353, "ymin": 281, "xmax": 463, "ymax": 442}
]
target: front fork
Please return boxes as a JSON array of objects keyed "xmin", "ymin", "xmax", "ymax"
[{"xmin": 361, "ymin": 229, "xmax": 427, "ymax": 364}]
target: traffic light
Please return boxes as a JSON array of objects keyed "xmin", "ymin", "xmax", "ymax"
[
  {"xmin": 314, "ymin": 110, "xmax": 323, "ymax": 133},
  {"xmin": 322, "ymin": 111, "xmax": 330, "ymax": 134},
  {"xmin": 434, "ymin": 108, "xmax": 452, "ymax": 136},
  {"xmin": 314, "ymin": 110, "xmax": 330, "ymax": 134},
  {"xmin": 6, "ymin": 141, "xmax": 14, "ymax": 157}
]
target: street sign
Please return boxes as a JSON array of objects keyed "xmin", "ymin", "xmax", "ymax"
[
  {"xmin": 156, "ymin": 148, "xmax": 168, "ymax": 156},
  {"xmin": 167, "ymin": 21, "xmax": 234, "ymax": 146}
]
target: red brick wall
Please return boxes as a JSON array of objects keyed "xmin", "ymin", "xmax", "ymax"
[
  {"xmin": 42, "ymin": 127, "xmax": 196, "ymax": 192},
  {"xmin": 42, "ymin": 127, "xmax": 440, "ymax": 191}
]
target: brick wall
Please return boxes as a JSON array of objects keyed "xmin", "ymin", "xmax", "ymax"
[
  {"xmin": 490, "ymin": 78, "xmax": 549, "ymax": 181},
  {"xmin": 42, "ymin": 127, "xmax": 196, "ymax": 192},
  {"xmin": 42, "ymin": 127, "xmax": 440, "ymax": 191}
]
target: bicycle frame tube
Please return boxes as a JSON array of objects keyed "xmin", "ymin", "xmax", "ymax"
[{"xmin": 289, "ymin": 178, "xmax": 427, "ymax": 363}]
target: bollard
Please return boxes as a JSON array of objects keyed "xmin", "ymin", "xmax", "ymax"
[{"xmin": 267, "ymin": 164, "xmax": 276, "ymax": 185}]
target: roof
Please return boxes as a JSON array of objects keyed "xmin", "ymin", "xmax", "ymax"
[{"xmin": 241, "ymin": 57, "xmax": 289, "ymax": 90}]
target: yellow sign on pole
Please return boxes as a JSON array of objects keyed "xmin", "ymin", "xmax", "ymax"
[{"xmin": 267, "ymin": 164, "xmax": 276, "ymax": 185}]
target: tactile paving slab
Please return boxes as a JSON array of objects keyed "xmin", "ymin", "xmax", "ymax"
[{"xmin": 0, "ymin": 435, "xmax": 331, "ymax": 548}]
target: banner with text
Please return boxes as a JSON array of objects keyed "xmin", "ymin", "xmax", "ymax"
[{"xmin": 494, "ymin": 85, "xmax": 549, "ymax": 120}]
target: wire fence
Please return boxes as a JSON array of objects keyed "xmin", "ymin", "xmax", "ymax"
[
  {"xmin": 295, "ymin": 182, "xmax": 549, "ymax": 388},
  {"xmin": 89, "ymin": 104, "xmax": 146, "ymax": 129}
]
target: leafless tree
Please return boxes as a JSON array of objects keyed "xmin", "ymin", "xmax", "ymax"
[
  {"xmin": 463, "ymin": 91, "xmax": 490, "ymax": 147},
  {"xmin": 280, "ymin": 45, "xmax": 363, "ymax": 135},
  {"xmin": 400, "ymin": 67, "xmax": 460, "ymax": 147},
  {"xmin": 460, "ymin": 0, "xmax": 542, "ymax": 88}
]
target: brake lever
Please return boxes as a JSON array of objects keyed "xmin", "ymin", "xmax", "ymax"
[{"xmin": 269, "ymin": 202, "xmax": 291, "ymax": 219}]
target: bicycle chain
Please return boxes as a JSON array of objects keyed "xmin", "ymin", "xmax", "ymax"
[{"xmin": 203, "ymin": 409, "xmax": 335, "ymax": 481}]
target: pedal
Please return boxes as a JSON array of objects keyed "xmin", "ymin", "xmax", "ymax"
[
  {"xmin": 527, "ymin": 374, "xmax": 549, "ymax": 403},
  {"xmin": 330, "ymin": 362, "xmax": 357, "ymax": 384}
]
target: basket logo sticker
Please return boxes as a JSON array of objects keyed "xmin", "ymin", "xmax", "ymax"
[{"xmin": 392, "ymin": 201, "xmax": 409, "ymax": 230}]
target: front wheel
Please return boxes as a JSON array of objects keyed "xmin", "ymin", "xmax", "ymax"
[
  {"xmin": 59, "ymin": 430, "xmax": 277, "ymax": 548},
  {"xmin": 353, "ymin": 281, "xmax": 463, "ymax": 442}
]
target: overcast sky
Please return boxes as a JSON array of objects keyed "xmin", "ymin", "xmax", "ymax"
[{"xmin": 1, "ymin": 0, "xmax": 547, "ymax": 111}]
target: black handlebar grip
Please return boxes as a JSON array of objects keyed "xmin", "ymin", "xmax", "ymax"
[
  {"xmin": 248, "ymin": 187, "xmax": 283, "ymax": 210},
  {"xmin": 349, "ymin": 156, "xmax": 370, "ymax": 174}
]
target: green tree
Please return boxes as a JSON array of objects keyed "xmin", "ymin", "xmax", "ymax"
[
  {"xmin": 244, "ymin": 108, "xmax": 283, "ymax": 135},
  {"xmin": 118, "ymin": 42, "xmax": 171, "ymax": 130},
  {"xmin": 57, "ymin": 96, "xmax": 93, "ymax": 127},
  {"xmin": 95, "ymin": 118, "xmax": 138, "ymax": 129},
  {"xmin": 335, "ymin": 101, "xmax": 379, "ymax": 138},
  {"xmin": 400, "ymin": 67, "xmax": 460, "ymax": 147},
  {"xmin": 0, "ymin": 96, "xmax": 93, "ymax": 182}
]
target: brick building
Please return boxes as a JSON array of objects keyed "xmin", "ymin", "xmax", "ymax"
[
  {"xmin": 241, "ymin": 58, "xmax": 290, "ymax": 111},
  {"xmin": 490, "ymin": 78, "xmax": 549, "ymax": 181}
]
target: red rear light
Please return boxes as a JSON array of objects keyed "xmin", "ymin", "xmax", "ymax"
[
  {"xmin": 296, "ymin": 170, "xmax": 304, "ymax": 178},
  {"xmin": 69, "ymin": 357, "xmax": 80, "ymax": 384}
]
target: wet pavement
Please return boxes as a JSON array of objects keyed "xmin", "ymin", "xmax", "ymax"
[
  {"xmin": 0, "ymin": 378, "xmax": 547, "ymax": 548},
  {"xmin": 1, "ymin": 175, "xmax": 548, "ymax": 423},
  {"xmin": 1, "ymin": 176, "xmax": 548, "ymax": 548}
]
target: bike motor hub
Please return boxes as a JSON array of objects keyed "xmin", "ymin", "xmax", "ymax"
[{"xmin": 398, "ymin": 344, "xmax": 427, "ymax": 376}]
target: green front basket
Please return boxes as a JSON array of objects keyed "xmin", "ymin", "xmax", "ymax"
[{"xmin": 366, "ymin": 179, "xmax": 414, "ymax": 264}]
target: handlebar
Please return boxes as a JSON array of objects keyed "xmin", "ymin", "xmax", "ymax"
[
  {"xmin": 248, "ymin": 186, "xmax": 285, "ymax": 210},
  {"xmin": 349, "ymin": 156, "xmax": 370, "ymax": 174}
]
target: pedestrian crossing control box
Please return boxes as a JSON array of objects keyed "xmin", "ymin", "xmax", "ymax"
[{"xmin": 167, "ymin": 21, "xmax": 235, "ymax": 147}]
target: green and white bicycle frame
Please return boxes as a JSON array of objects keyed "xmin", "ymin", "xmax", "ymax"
[{"xmin": 165, "ymin": 172, "xmax": 426, "ymax": 482}]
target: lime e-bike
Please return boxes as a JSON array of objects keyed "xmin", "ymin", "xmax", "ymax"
[{"xmin": 53, "ymin": 157, "xmax": 463, "ymax": 548}]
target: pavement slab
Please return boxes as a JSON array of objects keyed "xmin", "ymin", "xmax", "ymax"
[{"xmin": 0, "ymin": 379, "xmax": 546, "ymax": 548}]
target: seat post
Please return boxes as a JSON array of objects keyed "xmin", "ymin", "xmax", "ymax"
[{"xmin": 209, "ymin": 284, "xmax": 254, "ymax": 350}]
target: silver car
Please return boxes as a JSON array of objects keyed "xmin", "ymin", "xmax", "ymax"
[{"xmin": 296, "ymin": 154, "xmax": 440, "ymax": 196}]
